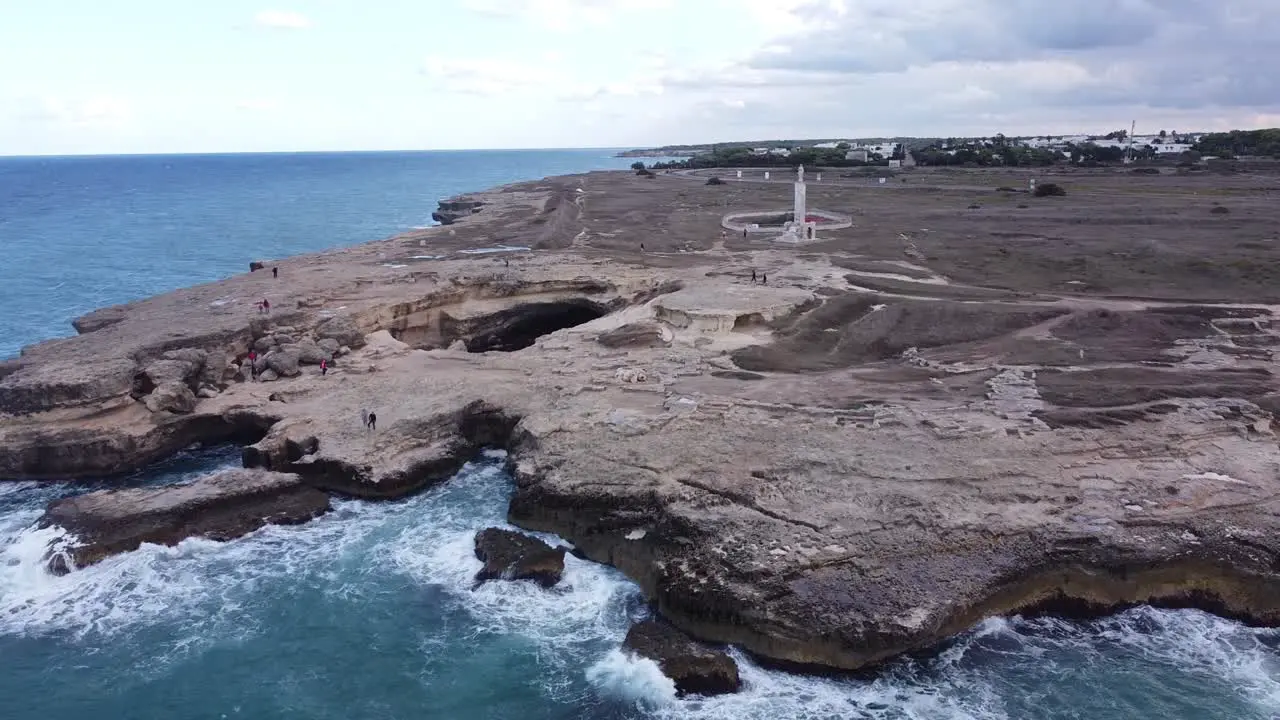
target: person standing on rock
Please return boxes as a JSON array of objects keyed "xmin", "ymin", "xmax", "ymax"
[
  {"xmin": 272, "ymin": 267, "xmax": 278, "ymax": 279},
  {"xmin": 320, "ymin": 359, "xmax": 328, "ymax": 376},
  {"xmin": 262, "ymin": 298, "xmax": 270, "ymax": 314},
  {"xmin": 751, "ymin": 269, "xmax": 757, "ymax": 283},
  {"xmin": 367, "ymin": 412, "xmax": 377, "ymax": 431},
  {"xmin": 762, "ymin": 273, "xmax": 767, "ymax": 285}
]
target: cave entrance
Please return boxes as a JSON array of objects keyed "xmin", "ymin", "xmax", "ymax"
[{"xmin": 465, "ymin": 299, "xmax": 609, "ymax": 352}]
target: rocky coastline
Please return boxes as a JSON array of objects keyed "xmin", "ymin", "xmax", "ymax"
[{"xmin": 5, "ymin": 167, "xmax": 1280, "ymax": 681}]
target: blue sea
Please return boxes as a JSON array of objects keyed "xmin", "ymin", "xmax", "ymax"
[{"xmin": 1, "ymin": 151, "xmax": 1279, "ymax": 720}]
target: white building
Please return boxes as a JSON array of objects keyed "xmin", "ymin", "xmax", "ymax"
[{"xmin": 769, "ymin": 147, "xmax": 792, "ymax": 157}]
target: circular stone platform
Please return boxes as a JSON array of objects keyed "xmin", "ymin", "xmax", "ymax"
[{"xmin": 722, "ymin": 209, "xmax": 853, "ymax": 236}]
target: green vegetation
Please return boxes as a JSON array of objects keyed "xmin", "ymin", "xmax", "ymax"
[
  {"xmin": 1194, "ymin": 129, "xmax": 1280, "ymax": 158},
  {"xmin": 652, "ymin": 144, "xmax": 869, "ymax": 170},
  {"xmin": 630, "ymin": 161, "xmax": 645, "ymax": 171},
  {"xmin": 1034, "ymin": 183, "xmax": 1066, "ymax": 198}
]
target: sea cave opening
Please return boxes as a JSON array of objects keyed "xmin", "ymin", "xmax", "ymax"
[{"xmin": 464, "ymin": 299, "xmax": 610, "ymax": 353}]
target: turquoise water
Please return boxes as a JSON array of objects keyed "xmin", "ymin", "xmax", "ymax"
[{"xmin": 1, "ymin": 151, "xmax": 1279, "ymax": 719}]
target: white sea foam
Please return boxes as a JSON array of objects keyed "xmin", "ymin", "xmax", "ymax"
[
  {"xmin": 4, "ymin": 459, "xmax": 1280, "ymax": 719},
  {"xmin": 586, "ymin": 648, "xmax": 677, "ymax": 708}
]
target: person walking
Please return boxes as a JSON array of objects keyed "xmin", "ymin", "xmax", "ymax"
[
  {"xmin": 367, "ymin": 411, "xmax": 377, "ymax": 431},
  {"xmin": 262, "ymin": 298, "xmax": 270, "ymax": 314},
  {"xmin": 320, "ymin": 359, "xmax": 328, "ymax": 376},
  {"xmin": 762, "ymin": 273, "xmax": 767, "ymax": 285},
  {"xmin": 272, "ymin": 267, "xmax": 278, "ymax": 279},
  {"xmin": 751, "ymin": 269, "xmax": 757, "ymax": 283}
]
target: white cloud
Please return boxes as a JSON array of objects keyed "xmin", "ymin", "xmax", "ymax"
[
  {"xmin": 25, "ymin": 95, "xmax": 132, "ymax": 127},
  {"xmin": 236, "ymin": 98, "xmax": 280, "ymax": 111},
  {"xmin": 460, "ymin": 0, "xmax": 672, "ymax": 31},
  {"xmin": 253, "ymin": 10, "xmax": 311, "ymax": 29},
  {"xmin": 423, "ymin": 53, "xmax": 665, "ymax": 100}
]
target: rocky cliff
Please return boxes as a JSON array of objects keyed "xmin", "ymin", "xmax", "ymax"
[{"xmin": 8, "ymin": 168, "xmax": 1280, "ymax": 672}]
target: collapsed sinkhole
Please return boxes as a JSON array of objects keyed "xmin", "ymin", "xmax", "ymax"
[{"xmin": 390, "ymin": 299, "xmax": 613, "ymax": 353}]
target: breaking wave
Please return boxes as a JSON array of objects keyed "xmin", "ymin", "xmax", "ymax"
[{"xmin": 2, "ymin": 453, "xmax": 1279, "ymax": 719}]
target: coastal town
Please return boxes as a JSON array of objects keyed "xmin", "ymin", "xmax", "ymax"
[{"xmin": 628, "ymin": 127, "xmax": 1280, "ymax": 170}]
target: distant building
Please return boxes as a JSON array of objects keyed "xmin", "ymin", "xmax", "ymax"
[
  {"xmin": 845, "ymin": 149, "xmax": 869, "ymax": 162},
  {"xmin": 769, "ymin": 147, "xmax": 792, "ymax": 157}
]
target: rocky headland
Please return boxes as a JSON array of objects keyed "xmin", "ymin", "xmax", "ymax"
[{"xmin": 5, "ymin": 166, "xmax": 1280, "ymax": 676}]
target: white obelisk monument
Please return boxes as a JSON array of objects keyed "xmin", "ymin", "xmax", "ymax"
[{"xmin": 794, "ymin": 164, "xmax": 807, "ymax": 226}]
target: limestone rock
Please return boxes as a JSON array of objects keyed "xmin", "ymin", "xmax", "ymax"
[
  {"xmin": 615, "ymin": 367, "xmax": 647, "ymax": 384},
  {"xmin": 622, "ymin": 620, "xmax": 740, "ymax": 696},
  {"xmin": 317, "ymin": 338, "xmax": 341, "ymax": 355},
  {"xmin": 273, "ymin": 333, "xmax": 296, "ymax": 346},
  {"xmin": 143, "ymin": 381, "xmax": 196, "ymax": 414},
  {"xmin": 199, "ymin": 351, "xmax": 228, "ymax": 388},
  {"xmin": 249, "ymin": 261, "xmax": 266, "ymax": 272},
  {"xmin": 316, "ymin": 315, "xmax": 366, "ymax": 350},
  {"xmin": 473, "ymin": 527, "xmax": 566, "ymax": 588},
  {"xmin": 294, "ymin": 340, "xmax": 331, "ymax": 365},
  {"xmin": 141, "ymin": 358, "xmax": 200, "ymax": 390},
  {"xmin": 449, "ymin": 339, "xmax": 469, "ymax": 352},
  {"xmin": 40, "ymin": 468, "xmax": 330, "ymax": 573},
  {"xmin": 197, "ymin": 386, "xmax": 220, "ymax": 399},
  {"xmin": 265, "ymin": 349, "xmax": 302, "ymax": 378},
  {"xmin": 253, "ymin": 336, "xmax": 277, "ymax": 354},
  {"xmin": 259, "ymin": 369, "xmax": 279, "ymax": 382},
  {"xmin": 598, "ymin": 322, "xmax": 669, "ymax": 349}
]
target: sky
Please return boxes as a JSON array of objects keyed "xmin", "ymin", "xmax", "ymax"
[{"xmin": 2, "ymin": 0, "xmax": 1278, "ymax": 155}]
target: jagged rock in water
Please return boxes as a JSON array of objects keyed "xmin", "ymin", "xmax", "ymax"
[
  {"xmin": 473, "ymin": 527, "xmax": 566, "ymax": 588},
  {"xmin": 623, "ymin": 620, "xmax": 741, "ymax": 696},
  {"xmin": 40, "ymin": 468, "xmax": 330, "ymax": 574}
]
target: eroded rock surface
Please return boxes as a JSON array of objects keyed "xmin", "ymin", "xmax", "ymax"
[
  {"xmin": 473, "ymin": 527, "xmax": 566, "ymax": 588},
  {"xmin": 623, "ymin": 620, "xmax": 740, "ymax": 696},
  {"xmin": 40, "ymin": 468, "xmax": 330, "ymax": 573},
  {"xmin": 6, "ymin": 168, "xmax": 1280, "ymax": 671}
]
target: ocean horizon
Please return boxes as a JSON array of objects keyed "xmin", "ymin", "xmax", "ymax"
[{"xmin": 0, "ymin": 148, "xmax": 650, "ymax": 360}]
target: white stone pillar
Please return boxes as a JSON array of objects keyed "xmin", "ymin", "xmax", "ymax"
[
  {"xmin": 794, "ymin": 179, "xmax": 807, "ymax": 225},
  {"xmin": 764, "ymin": 171, "xmax": 770, "ymax": 180},
  {"xmin": 736, "ymin": 170, "xmax": 743, "ymax": 179}
]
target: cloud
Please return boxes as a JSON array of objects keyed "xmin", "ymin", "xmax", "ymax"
[
  {"xmin": 253, "ymin": 10, "xmax": 311, "ymax": 29},
  {"xmin": 460, "ymin": 0, "xmax": 672, "ymax": 31},
  {"xmin": 634, "ymin": 0, "xmax": 1279, "ymax": 140},
  {"xmin": 236, "ymin": 98, "xmax": 280, "ymax": 111},
  {"xmin": 422, "ymin": 53, "xmax": 665, "ymax": 100},
  {"xmin": 19, "ymin": 95, "xmax": 132, "ymax": 127}
]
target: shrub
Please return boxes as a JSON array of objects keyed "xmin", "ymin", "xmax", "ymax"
[
  {"xmin": 1130, "ymin": 167, "xmax": 1160, "ymax": 175},
  {"xmin": 968, "ymin": 204, "xmax": 982, "ymax": 209},
  {"xmin": 996, "ymin": 186, "xmax": 1020, "ymax": 192},
  {"xmin": 1017, "ymin": 204, "xmax": 1029, "ymax": 209},
  {"xmin": 706, "ymin": 176, "xmax": 725, "ymax": 185},
  {"xmin": 630, "ymin": 161, "xmax": 646, "ymax": 171},
  {"xmin": 1211, "ymin": 205, "xmax": 1230, "ymax": 214},
  {"xmin": 636, "ymin": 168, "xmax": 655, "ymax": 177},
  {"xmin": 1033, "ymin": 182, "xmax": 1066, "ymax": 197}
]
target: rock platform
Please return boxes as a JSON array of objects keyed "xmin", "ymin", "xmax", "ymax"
[{"xmin": 7, "ymin": 167, "xmax": 1280, "ymax": 671}]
